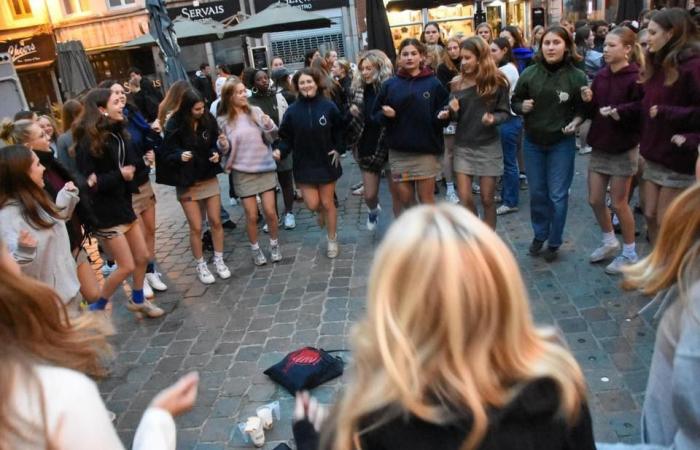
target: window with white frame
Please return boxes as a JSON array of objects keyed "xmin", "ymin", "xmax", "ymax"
[{"xmin": 107, "ymin": 0, "xmax": 135, "ymax": 9}]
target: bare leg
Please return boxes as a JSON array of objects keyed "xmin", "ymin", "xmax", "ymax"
[
  {"xmin": 180, "ymin": 200, "xmax": 204, "ymax": 259},
  {"xmin": 124, "ymin": 222, "xmax": 148, "ymax": 290},
  {"xmin": 261, "ymin": 189, "xmax": 279, "ymax": 240},
  {"xmin": 319, "ymin": 182, "xmax": 338, "ymax": 239},
  {"xmin": 642, "ymin": 180, "xmax": 661, "ymax": 244},
  {"xmin": 77, "ymin": 259, "xmax": 100, "ymax": 302},
  {"xmin": 609, "ymin": 176, "xmax": 635, "ymax": 245},
  {"xmin": 100, "ymin": 234, "xmax": 135, "ymax": 299},
  {"xmin": 479, "ymin": 176, "xmax": 497, "ymax": 229},
  {"xmin": 416, "ymin": 178, "xmax": 436, "ymax": 204},
  {"xmin": 385, "ymin": 170, "xmax": 402, "ymax": 217},
  {"xmin": 656, "ymin": 186, "xmax": 685, "ymax": 234},
  {"xmin": 362, "ymin": 170, "xmax": 381, "ymax": 210},
  {"xmin": 241, "ymin": 196, "xmax": 260, "ymax": 244},
  {"xmin": 395, "ymin": 181, "xmax": 417, "ymax": 211},
  {"xmin": 588, "ymin": 171, "xmax": 613, "ymax": 233},
  {"xmin": 454, "ymin": 172, "xmax": 475, "ymax": 213},
  {"xmin": 205, "ymin": 194, "xmax": 224, "ymax": 253}
]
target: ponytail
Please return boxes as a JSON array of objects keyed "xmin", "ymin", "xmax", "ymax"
[
  {"xmin": 0, "ymin": 118, "xmax": 15, "ymax": 143},
  {"xmin": 608, "ymin": 27, "xmax": 645, "ymax": 71},
  {"xmin": 0, "ymin": 119, "xmax": 34, "ymax": 145}
]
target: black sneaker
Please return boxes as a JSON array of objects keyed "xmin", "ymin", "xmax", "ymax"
[
  {"xmin": 201, "ymin": 230, "xmax": 213, "ymax": 252},
  {"xmin": 222, "ymin": 220, "xmax": 237, "ymax": 230},
  {"xmin": 529, "ymin": 239, "xmax": 544, "ymax": 256},
  {"xmin": 542, "ymin": 246, "xmax": 559, "ymax": 262}
]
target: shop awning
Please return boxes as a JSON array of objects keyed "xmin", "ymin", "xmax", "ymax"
[
  {"xmin": 224, "ymin": 2, "xmax": 334, "ymax": 36},
  {"xmin": 121, "ymin": 17, "xmax": 232, "ymax": 48},
  {"xmin": 385, "ymin": 0, "xmax": 463, "ymax": 11}
]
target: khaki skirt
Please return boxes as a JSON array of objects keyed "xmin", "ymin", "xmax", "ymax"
[
  {"xmin": 589, "ymin": 147, "xmax": 639, "ymax": 177},
  {"xmin": 453, "ymin": 140, "xmax": 503, "ymax": 177},
  {"xmin": 232, "ymin": 170, "xmax": 278, "ymax": 198},
  {"xmin": 176, "ymin": 177, "xmax": 220, "ymax": 202},
  {"xmin": 94, "ymin": 220, "xmax": 136, "ymax": 239},
  {"xmin": 132, "ymin": 181, "xmax": 157, "ymax": 215},
  {"xmin": 389, "ymin": 150, "xmax": 441, "ymax": 182},
  {"xmin": 643, "ymin": 160, "xmax": 695, "ymax": 189}
]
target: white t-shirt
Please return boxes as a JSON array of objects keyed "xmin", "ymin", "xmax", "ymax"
[
  {"xmin": 10, "ymin": 365, "xmax": 176, "ymax": 450},
  {"xmin": 499, "ymin": 62, "xmax": 519, "ymax": 115}
]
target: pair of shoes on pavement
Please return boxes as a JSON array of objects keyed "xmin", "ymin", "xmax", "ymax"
[
  {"xmin": 251, "ymin": 245, "xmax": 283, "ymax": 266},
  {"xmin": 197, "ymin": 258, "xmax": 231, "ymax": 284},
  {"xmin": 529, "ymin": 239, "xmax": 559, "ymax": 262},
  {"xmin": 589, "ymin": 240, "xmax": 639, "ymax": 274}
]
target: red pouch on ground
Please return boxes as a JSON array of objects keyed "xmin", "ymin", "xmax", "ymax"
[{"xmin": 263, "ymin": 347, "xmax": 344, "ymax": 395}]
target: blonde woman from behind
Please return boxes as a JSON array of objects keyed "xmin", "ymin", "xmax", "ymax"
[{"xmin": 294, "ymin": 204, "xmax": 596, "ymax": 450}]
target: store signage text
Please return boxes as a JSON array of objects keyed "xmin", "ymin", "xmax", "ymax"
[
  {"xmin": 0, "ymin": 34, "xmax": 56, "ymax": 67},
  {"xmin": 254, "ymin": 0, "xmax": 348, "ymax": 12},
  {"xmin": 167, "ymin": 1, "xmax": 236, "ymax": 22}
]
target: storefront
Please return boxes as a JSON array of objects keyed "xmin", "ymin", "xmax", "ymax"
[
  {"xmin": 484, "ymin": 0, "xmax": 531, "ymax": 36},
  {"xmin": 0, "ymin": 33, "xmax": 60, "ymax": 113}
]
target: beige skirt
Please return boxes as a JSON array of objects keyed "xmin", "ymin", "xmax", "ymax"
[
  {"xmin": 589, "ymin": 147, "xmax": 639, "ymax": 177},
  {"xmin": 176, "ymin": 177, "xmax": 220, "ymax": 202},
  {"xmin": 389, "ymin": 150, "xmax": 441, "ymax": 182},
  {"xmin": 643, "ymin": 160, "xmax": 695, "ymax": 189},
  {"xmin": 233, "ymin": 170, "xmax": 278, "ymax": 198},
  {"xmin": 453, "ymin": 140, "xmax": 503, "ymax": 177},
  {"xmin": 132, "ymin": 181, "xmax": 157, "ymax": 215},
  {"xmin": 94, "ymin": 220, "xmax": 136, "ymax": 239}
]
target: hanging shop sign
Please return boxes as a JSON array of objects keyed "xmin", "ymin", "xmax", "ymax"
[
  {"xmin": 0, "ymin": 34, "xmax": 56, "ymax": 67},
  {"xmin": 253, "ymin": 0, "xmax": 348, "ymax": 12},
  {"xmin": 168, "ymin": 0, "xmax": 238, "ymax": 22}
]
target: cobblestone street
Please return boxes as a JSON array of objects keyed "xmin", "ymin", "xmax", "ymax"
[{"xmin": 100, "ymin": 153, "xmax": 656, "ymax": 449}]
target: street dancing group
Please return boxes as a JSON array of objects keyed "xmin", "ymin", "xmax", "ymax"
[{"xmin": 0, "ymin": 7, "xmax": 699, "ymax": 450}]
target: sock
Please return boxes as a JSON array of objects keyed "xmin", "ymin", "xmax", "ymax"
[
  {"xmin": 214, "ymin": 251, "xmax": 223, "ymax": 261},
  {"xmin": 602, "ymin": 231, "xmax": 617, "ymax": 246},
  {"xmin": 328, "ymin": 234, "xmax": 337, "ymax": 242},
  {"xmin": 250, "ymin": 242, "xmax": 260, "ymax": 250},
  {"xmin": 195, "ymin": 257, "xmax": 205, "ymax": 265},
  {"xmin": 623, "ymin": 243, "xmax": 637, "ymax": 258},
  {"xmin": 146, "ymin": 261, "xmax": 155, "ymax": 273},
  {"xmin": 270, "ymin": 239, "xmax": 279, "ymax": 247},
  {"xmin": 132, "ymin": 289, "xmax": 144, "ymax": 304},
  {"xmin": 89, "ymin": 297, "xmax": 109, "ymax": 311}
]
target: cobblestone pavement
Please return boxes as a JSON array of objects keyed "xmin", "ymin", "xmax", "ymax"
[{"xmin": 99, "ymin": 153, "xmax": 656, "ymax": 449}]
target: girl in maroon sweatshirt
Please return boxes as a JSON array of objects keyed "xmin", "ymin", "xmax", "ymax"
[
  {"xmin": 614, "ymin": 8, "xmax": 700, "ymax": 244},
  {"xmin": 585, "ymin": 27, "xmax": 644, "ymax": 275}
]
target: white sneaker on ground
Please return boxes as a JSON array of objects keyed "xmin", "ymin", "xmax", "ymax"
[
  {"xmin": 101, "ymin": 262, "xmax": 117, "ymax": 277},
  {"xmin": 196, "ymin": 262, "xmax": 215, "ymax": 284},
  {"xmin": 214, "ymin": 258, "xmax": 231, "ymax": 279},
  {"xmin": 605, "ymin": 254, "xmax": 639, "ymax": 274},
  {"xmin": 145, "ymin": 272, "xmax": 168, "ymax": 291},
  {"xmin": 352, "ymin": 185, "xmax": 365, "ymax": 196},
  {"xmin": 472, "ymin": 183, "xmax": 480, "ymax": 194},
  {"xmin": 284, "ymin": 212, "xmax": 296, "ymax": 230},
  {"xmin": 496, "ymin": 204, "xmax": 519, "ymax": 215},
  {"xmin": 270, "ymin": 245, "xmax": 282, "ymax": 262},
  {"xmin": 252, "ymin": 247, "xmax": 267, "ymax": 266},
  {"xmin": 142, "ymin": 278, "xmax": 155, "ymax": 299},
  {"xmin": 590, "ymin": 241, "xmax": 621, "ymax": 263},
  {"xmin": 366, "ymin": 205, "xmax": 381, "ymax": 231},
  {"xmin": 327, "ymin": 237, "xmax": 339, "ymax": 259},
  {"xmin": 127, "ymin": 299, "xmax": 165, "ymax": 318},
  {"xmin": 262, "ymin": 223, "xmax": 269, "ymax": 233},
  {"xmin": 446, "ymin": 190, "xmax": 459, "ymax": 204},
  {"xmin": 579, "ymin": 146, "xmax": 592, "ymax": 155}
]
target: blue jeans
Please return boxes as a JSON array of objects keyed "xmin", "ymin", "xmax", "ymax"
[
  {"xmin": 523, "ymin": 135, "xmax": 576, "ymax": 248},
  {"xmin": 499, "ymin": 115, "xmax": 522, "ymax": 207}
]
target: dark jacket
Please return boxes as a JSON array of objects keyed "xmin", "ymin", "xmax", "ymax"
[
  {"xmin": 129, "ymin": 83, "xmax": 160, "ymax": 123},
  {"xmin": 373, "ymin": 67, "xmax": 450, "ymax": 155},
  {"xmin": 278, "ymin": 94, "xmax": 344, "ymax": 184},
  {"xmin": 192, "ymin": 73, "xmax": 216, "ymax": 105},
  {"xmin": 586, "ymin": 64, "xmax": 642, "ymax": 153},
  {"xmin": 75, "ymin": 125, "xmax": 138, "ymax": 229},
  {"xmin": 512, "ymin": 60, "xmax": 588, "ymax": 146},
  {"xmin": 157, "ymin": 112, "xmax": 222, "ymax": 188},
  {"xmin": 357, "ymin": 83, "xmax": 383, "ymax": 159},
  {"xmin": 437, "ymin": 59, "xmax": 460, "ymax": 90},
  {"xmin": 618, "ymin": 52, "xmax": 700, "ymax": 175},
  {"xmin": 124, "ymin": 107, "xmax": 161, "ymax": 187},
  {"xmin": 35, "ymin": 150, "xmax": 93, "ymax": 251},
  {"xmin": 294, "ymin": 378, "xmax": 596, "ymax": 450}
]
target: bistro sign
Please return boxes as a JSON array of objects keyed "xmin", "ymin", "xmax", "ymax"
[
  {"xmin": 167, "ymin": 0, "xmax": 237, "ymax": 22},
  {"xmin": 0, "ymin": 34, "xmax": 56, "ymax": 67},
  {"xmin": 253, "ymin": 0, "xmax": 348, "ymax": 11}
]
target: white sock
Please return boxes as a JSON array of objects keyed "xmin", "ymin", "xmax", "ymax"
[
  {"xmin": 446, "ymin": 182, "xmax": 455, "ymax": 191},
  {"xmin": 270, "ymin": 239, "xmax": 279, "ymax": 247},
  {"xmin": 622, "ymin": 243, "xmax": 637, "ymax": 258},
  {"xmin": 250, "ymin": 242, "xmax": 259, "ymax": 250},
  {"xmin": 602, "ymin": 231, "xmax": 617, "ymax": 246},
  {"xmin": 195, "ymin": 257, "xmax": 205, "ymax": 266},
  {"xmin": 214, "ymin": 251, "xmax": 223, "ymax": 261}
]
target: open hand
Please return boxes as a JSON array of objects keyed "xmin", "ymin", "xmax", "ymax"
[
  {"xmin": 382, "ymin": 105, "xmax": 396, "ymax": 118},
  {"xmin": 150, "ymin": 372, "xmax": 199, "ymax": 417},
  {"xmin": 522, "ymin": 99, "xmax": 535, "ymax": 113},
  {"xmin": 328, "ymin": 150, "xmax": 340, "ymax": 167}
]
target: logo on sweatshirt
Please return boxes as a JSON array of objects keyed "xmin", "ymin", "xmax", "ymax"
[
  {"xmin": 319, "ymin": 115, "xmax": 327, "ymax": 126},
  {"xmin": 557, "ymin": 90, "xmax": 570, "ymax": 103},
  {"xmin": 423, "ymin": 91, "xmax": 431, "ymax": 99},
  {"xmin": 202, "ymin": 129, "xmax": 209, "ymax": 140}
]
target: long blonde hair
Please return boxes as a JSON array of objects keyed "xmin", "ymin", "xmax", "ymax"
[
  {"xmin": 325, "ymin": 204, "xmax": 586, "ymax": 450},
  {"xmin": 623, "ymin": 182, "xmax": 700, "ymax": 298},
  {"xmin": 351, "ymin": 50, "xmax": 393, "ymax": 91}
]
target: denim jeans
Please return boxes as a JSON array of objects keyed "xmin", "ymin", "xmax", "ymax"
[
  {"xmin": 499, "ymin": 115, "xmax": 523, "ymax": 207},
  {"xmin": 523, "ymin": 135, "xmax": 576, "ymax": 248}
]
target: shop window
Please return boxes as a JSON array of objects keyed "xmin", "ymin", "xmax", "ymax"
[
  {"xmin": 107, "ymin": 0, "xmax": 135, "ymax": 9},
  {"xmin": 62, "ymin": 0, "xmax": 90, "ymax": 14},
  {"xmin": 9, "ymin": 0, "xmax": 33, "ymax": 18},
  {"xmin": 428, "ymin": 4, "xmax": 475, "ymax": 39},
  {"xmin": 271, "ymin": 34, "xmax": 345, "ymax": 67}
]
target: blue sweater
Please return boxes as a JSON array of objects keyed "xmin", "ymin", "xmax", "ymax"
[
  {"xmin": 278, "ymin": 94, "xmax": 344, "ymax": 184},
  {"xmin": 372, "ymin": 68, "xmax": 449, "ymax": 155}
]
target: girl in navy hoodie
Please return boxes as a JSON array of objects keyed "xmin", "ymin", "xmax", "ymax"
[
  {"xmin": 276, "ymin": 68, "xmax": 344, "ymax": 259},
  {"xmin": 585, "ymin": 27, "xmax": 644, "ymax": 275},
  {"xmin": 613, "ymin": 8, "xmax": 700, "ymax": 244},
  {"xmin": 373, "ymin": 38, "xmax": 450, "ymax": 212}
]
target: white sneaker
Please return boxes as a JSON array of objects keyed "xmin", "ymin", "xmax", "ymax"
[
  {"xmin": 352, "ymin": 185, "xmax": 365, "ymax": 196},
  {"xmin": 446, "ymin": 190, "xmax": 459, "ymax": 204},
  {"xmin": 496, "ymin": 204, "xmax": 519, "ymax": 215},
  {"xmin": 252, "ymin": 247, "xmax": 267, "ymax": 266},
  {"xmin": 229, "ymin": 197, "xmax": 238, "ymax": 206},
  {"xmin": 101, "ymin": 261, "xmax": 117, "ymax": 277},
  {"xmin": 590, "ymin": 241, "xmax": 621, "ymax": 263},
  {"xmin": 262, "ymin": 223, "xmax": 269, "ymax": 233},
  {"xmin": 578, "ymin": 146, "xmax": 592, "ymax": 155},
  {"xmin": 472, "ymin": 182, "xmax": 480, "ymax": 194},
  {"xmin": 327, "ymin": 237, "xmax": 339, "ymax": 259},
  {"xmin": 196, "ymin": 262, "xmax": 215, "ymax": 284},
  {"xmin": 142, "ymin": 278, "xmax": 155, "ymax": 299},
  {"xmin": 284, "ymin": 212, "xmax": 296, "ymax": 230},
  {"xmin": 214, "ymin": 258, "xmax": 231, "ymax": 279},
  {"xmin": 145, "ymin": 272, "xmax": 168, "ymax": 291},
  {"xmin": 127, "ymin": 299, "xmax": 165, "ymax": 318},
  {"xmin": 605, "ymin": 254, "xmax": 638, "ymax": 275},
  {"xmin": 270, "ymin": 244, "xmax": 282, "ymax": 262}
]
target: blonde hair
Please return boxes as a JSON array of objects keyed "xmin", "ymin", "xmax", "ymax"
[
  {"xmin": 0, "ymin": 119, "xmax": 35, "ymax": 145},
  {"xmin": 441, "ymin": 37, "xmax": 462, "ymax": 72},
  {"xmin": 325, "ymin": 204, "xmax": 586, "ymax": 450},
  {"xmin": 352, "ymin": 50, "xmax": 394, "ymax": 91},
  {"xmin": 623, "ymin": 183, "xmax": 700, "ymax": 299},
  {"xmin": 424, "ymin": 44, "xmax": 444, "ymax": 71}
]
